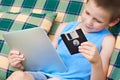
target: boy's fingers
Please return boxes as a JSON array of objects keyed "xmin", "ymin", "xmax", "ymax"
[
  {"xmin": 81, "ymin": 41, "xmax": 94, "ymax": 47},
  {"xmin": 9, "ymin": 54, "xmax": 19, "ymax": 59},
  {"xmin": 79, "ymin": 47, "xmax": 91, "ymax": 56},
  {"xmin": 9, "ymin": 57, "xmax": 25, "ymax": 64},
  {"xmin": 19, "ymin": 54, "xmax": 24, "ymax": 58},
  {"xmin": 11, "ymin": 61, "xmax": 23, "ymax": 68},
  {"xmin": 9, "ymin": 50, "xmax": 20, "ymax": 56},
  {"xmin": 10, "ymin": 60, "xmax": 24, "ymax": 70},
  {"xmin": 79, "ymin": 45, "xmax": 91, "ymax": 51},
  {"xmin": 9, "ymin": 53, "xmax": 24, "ymax": 59},
  {"xmin": 8, "ymin": 50, "xmax": 25, "ymax": 60}
]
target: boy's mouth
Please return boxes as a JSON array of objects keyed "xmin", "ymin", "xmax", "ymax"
[{"xmin": 85, "ymin": 24, "xmax": 93, "ymax": 30}]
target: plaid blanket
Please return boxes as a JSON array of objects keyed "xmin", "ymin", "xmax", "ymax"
[
  {"xmin": 107, "ymin": 33, "xmax": 120, "ymax": 80},
  {"xmin": 0, "ymin": 0, "xmax": 120, "ymax": 80},
  {"xmin": 108, "ymin": 23, "xmax": 120, "ymax": 80},
  {"xmin": 0, "ymin": 0, "xmax": 85, "ymax": 37}
]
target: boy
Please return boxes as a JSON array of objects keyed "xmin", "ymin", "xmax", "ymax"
[{"xmin": 7, "ymin": 0, "xmax": 120, "ymax": 80}]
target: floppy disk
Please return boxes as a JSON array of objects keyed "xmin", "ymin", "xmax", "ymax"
[{"xmin": 61, "ymin": 29, "xmax": 87, "ymax": 55}]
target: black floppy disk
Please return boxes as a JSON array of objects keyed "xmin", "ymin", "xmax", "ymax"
[{"xmin": 61, "ymin": 29, "xmax": 87, "ymax": 55}]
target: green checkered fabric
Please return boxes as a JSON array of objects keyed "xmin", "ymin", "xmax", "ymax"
[
  {"xmin": 0, "ymin": 0, "xmax": 85, "ymax": 37},
  {"xmin": 108, "ymin": 24, "xmax": 120, "ymax": 80},
  {"xmin": 0, "ymin": 0, "xmax": 120, "ymax": 80},
  {"xmin": 0, "ymin": 0, "xmax": 84, "ymax": 14},
  {"xmin": 107, "ymin": 33, "xmax": 120, "ymax": 80},
  {"xmin": 108, "ymin": 23, "xmax": 120, "ymax": 80},
  {"xmin": 108, "ymin": 23, "xmax": 120, "ymax": 36}
]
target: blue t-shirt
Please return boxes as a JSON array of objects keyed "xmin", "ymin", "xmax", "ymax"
[{"xmin": 41, "ymin": 22, "xmax": 111, "ymax": 80}]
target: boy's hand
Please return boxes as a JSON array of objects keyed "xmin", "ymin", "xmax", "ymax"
[
  {"xmin": 78, "ymin": 42, "xmax": 101, "ymax": 64},
  {"xmin": 8, "ymin": 50, "xmax": 25, "ymax": 70}
]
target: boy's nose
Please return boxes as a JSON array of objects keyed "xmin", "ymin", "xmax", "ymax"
[{"xmin": 86, "ymin": 17, "xmax": 93, "ymax": 26}]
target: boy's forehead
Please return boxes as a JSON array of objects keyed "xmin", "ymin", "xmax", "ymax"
[
  {"xmin": 86, "ymin": 0, "xmax": 111, "ymax": 15},
  {"xmin": 85, "ymin": 0, "xmax": 111, "ymax": 21},
  {"xmin": 86, "ymin": 0, "xmax": 120, "ymax": 22}
]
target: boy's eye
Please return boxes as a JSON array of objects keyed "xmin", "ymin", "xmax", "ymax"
[
  {"xmin": 96, "ymin": 19, "xmax": 103, "ymax": 23},
  {"xmin": 85, "ymin": 10, "xmax": 103, "ymax": 23},
  {"xmin": 94, "ymin": 18, "xmax": 103, "ymax": 23}
]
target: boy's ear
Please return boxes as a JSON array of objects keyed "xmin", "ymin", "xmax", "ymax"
[{"xmin": 108, "ymin": 18, "xmax": 120, "ymax": 27}]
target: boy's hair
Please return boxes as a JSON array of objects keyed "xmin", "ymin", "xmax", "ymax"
[{"xmin": 87, "ymin": 0, "xmax": 120, "ymax": 22}]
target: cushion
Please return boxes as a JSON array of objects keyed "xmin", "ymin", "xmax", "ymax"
[
  {"xmin": 107, "ymin": 33, "xmax": 120, "ymax": 80},
  {"xmin": 0, "ymin": 12, "xmax": 57, "ymax": 80},
  {"xmin": 0, "ymin": 54, "xmax": 8, "ymax": 80},
  {"xmin": 0, "ymin": 0, "xmax": 85, "ymax": 40},
  {"xmin": 108, "ymin": 22, "xmax": 120, "ymax": 36},
  {"xmin": 0, "ymin": 0, "xmax": 85, "ymax": 23}
]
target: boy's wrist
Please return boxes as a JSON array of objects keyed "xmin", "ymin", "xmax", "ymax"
[{"xmin": 92, "ymin": 58, "xmax": 102, "ymax": 68}]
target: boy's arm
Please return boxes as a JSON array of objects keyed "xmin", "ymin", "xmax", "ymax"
[
  {"xmin": 52, "ymin": 23, "xmax": 68, "ymax": 48},
  {"xmin": 90, "ymin": 34, "xmax": 115, "ymax": 80}
]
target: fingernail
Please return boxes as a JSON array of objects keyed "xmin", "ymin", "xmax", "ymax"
[
  {"xmin": 19, "ymin": 54, "xmax": 24, "ymax": 58},
  {"xmin": 78, "ymin": 46, "xmax": 81, "ymax": 48}
]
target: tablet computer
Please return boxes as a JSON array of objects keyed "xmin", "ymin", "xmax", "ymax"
[{"xmin": 3, "ymin": 27, "xmax": 67, "ymax": 73}]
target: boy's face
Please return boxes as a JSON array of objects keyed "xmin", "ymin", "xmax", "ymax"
[{"xmin": 81, "ymin": 0, "xmax": 111, "ymax": 33}]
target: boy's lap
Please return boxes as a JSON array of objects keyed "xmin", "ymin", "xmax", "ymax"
[{"xmin": 27, "ymin": 71, "xmax": 61, "ymax": 80}]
